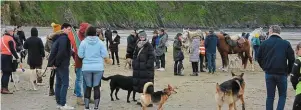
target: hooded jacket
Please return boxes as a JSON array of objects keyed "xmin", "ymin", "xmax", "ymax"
[{"xmin": 78, "ymin": 36, "xmax": 108, "ymax": 71}]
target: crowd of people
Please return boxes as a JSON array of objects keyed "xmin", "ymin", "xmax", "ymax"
[{"xmin": 1, "ymin": 24, "xmax": 301, "ymax": 110}]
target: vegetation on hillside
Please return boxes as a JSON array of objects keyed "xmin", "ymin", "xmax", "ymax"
[{"xmin": 1, "ymin": 1, "xmax": 301, "ymax": 28}]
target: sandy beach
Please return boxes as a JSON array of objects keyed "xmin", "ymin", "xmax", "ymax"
[{"xmin": 1, "ymin": 45, "xmax": 297, "ymax": 110}]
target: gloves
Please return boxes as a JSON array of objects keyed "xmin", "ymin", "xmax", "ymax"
[{"xmin": 104, "ymin": 57, "xmax": 113, "ymax": 64}]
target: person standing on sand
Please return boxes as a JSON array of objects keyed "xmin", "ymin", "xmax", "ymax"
[
  {"xmin": 199, "ymin": 37, "xmax": 206, "ymax": 72},
  {"xmin": 132, "ymin": 30, "xmax": 155, "ymax": 106},
  {"xmin": 155, "ymin": 29, "xmax": 168, "ymax": 71},
  {"xmin": 47, "ymin": 23, "xmax": 74, "ymax": 110},
  {"xmin": 109, "ymin": 30, "xmax": 120, "ymax": 65},
  {"xmin": 151, "ymin": 30, "xmax": 158, "ymax": 48},
  {"xmin": 1, "ymin": 27, "xmax": 20, "ymax": 94},
  {"xmin": 173, "ymin": 33, "xmax": 184, "ymax": 76},
  {"xmin": 189, "ymin": 35, "xmax": 200, "ymax": 76},
  {"xmin": 71, "ymin": 22, "xmax": 90, "ymax": 105},
  {"xmin": 78, "ymin": 26, "xmax": 112, "ymax": 110},
  {"xmin": 16, "ymin": 26, "xmax": 26, "ymax": 45},
  {"xmin": 45, "ymin": 22, "xmax": 63, "ymax": 96},
  {"xmin": 205, "ymin": 28, "xmax": 218, "ymax": 74},
  {"xmin": 23, "ymin": 27, "xmax": 45, "ymax": 84},
  {"xmin": 290, "ymin": 42, "xmax": 301, "ymax": 110},
  {"xmin": 257, "ymin": 25, "xmax": 295, "ymax": 110},
  {"xmin": 251, "ymin": 33, "xmax": 260, "ymax": 61},
  {"xmin": 105, "ymin": 28, "xmax": 112, "ymax": 51},
  {"xmin": 126, "ymin": 30, "xmax": 138, "ymax": 60}
]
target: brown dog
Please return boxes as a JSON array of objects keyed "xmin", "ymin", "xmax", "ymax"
[
  {"xmin": 124, "ymin": 58, "xmax": 132, "ymax": 69},
  {"xmin": 140, "ymin": 82, "xmax": 177, "ymax": 110},
  {"xmin": 215, "ymin": 72, "xmax": 245, "ymax": 110}
]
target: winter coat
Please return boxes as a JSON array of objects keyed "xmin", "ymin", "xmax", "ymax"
[
  {"xmin": 132, "ymin": 42, "xmax": 155, "ymax": 93},
  {"xmin": 257, "ymin": 34, "xmax": 295, "ymax": 75},
  {"xmin": 1, "ymin": 34, "xmax": 19, "ymax": 72},
  {"xmin": 204, "ymin": 33, "xmax": 218, "ymax": 54},
  {"xmin": 23, "ymin": 36, "xmax": 45, "ymax": 67},
  {"xmin": 74, "ymin": 23, "xmax": 90, "ymax": 68},
  {"xmin": 126, "ymin": 34, "xmax": 138, "ymax": 59},
  {"xmin": 78, "ymin": 36, "xmax": 108, "ymax": 71},
  {"xmin": 190, "ymin": 38, "xmax": 200, "ymax": 62},
  {"xmin": 45, "ymin": 31, "xmax": 64, "ymax": 53},
  {"xmin": 173, "ymin": 36, "xmax": 182, "ymax": 61},
  {"xmin": 47, "ymin": 33, "xmax": 71, "ymax": 68},
  {"xmin": 155, "ymin": 34, "xmax": 168, "ymax": 56},
  {"xmin": 151, "ymin": 36, "xmax": 158, "ymax": 48},
  {"xmin": 109, "ymin": 35, "xmax": 120, "ymax": 52},
  {"xmin": 251, "ymin": 37, "xmax": 260, "ymax": 46}
]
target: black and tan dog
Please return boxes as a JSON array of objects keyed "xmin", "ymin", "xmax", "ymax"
[
  {"xmin": 102, "ymin": 74, "xmax": 137, "ymax": 103},
  {"xmin": 215, "ymin": 72, "xmax": 245, "ymax": 110},
  {"xmin": 140, "ymin": 82, "xmax": 177, "ymax": 110}
]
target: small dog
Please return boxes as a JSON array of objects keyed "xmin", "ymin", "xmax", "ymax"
[
  {"xmin": 12, "ymin": 69, "xmax": 43, "ymax": 91},
  {"xmin": 229, "ymin": 56, "xmax": 240, "ymax": 69},
  {"xmin": 102, "ymin": 74, "xmax": 137, "ymax": 103},
  {"xmin": 140, "ymin": 82, "xmax": 177, "ymax": 110},
  {"xmin": 215, "ymin": 72, "xmax": 246, "ymax": 110},
  {"xmin": 124, "ymin": 58, "xmax": 132, "ymax": 69}
]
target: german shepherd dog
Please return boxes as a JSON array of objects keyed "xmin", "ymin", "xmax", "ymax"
[
  {"xmin": 215, "ymin": 72, "xmax": 245, "ymax": 110},
  {"xmin": 140, "ymin": 82, "xmax": 177, "ymax": 110},
  {"xmin": 102, "ymin": 74, "xmax": 137, "ymax": 103}
]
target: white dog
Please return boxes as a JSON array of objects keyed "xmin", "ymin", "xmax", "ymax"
[
  {"xmin": 229, "ymin": 55, "xmax": 241, "ymax": 70},
  {"xmin": 11, "ymin": 68, "xmax": 43, "ymax": 91}
]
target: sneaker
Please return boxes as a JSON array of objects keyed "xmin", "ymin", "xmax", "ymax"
[
  {"xmin": 56, "ymin": 104, "xmax": 62, "ymax": 109},
  {"xmin": 59, "ymin": 104, "xmax": 74, "ymax": 110},
  {"xmin": 156, "ymin": 68, "xmax": 165, "ymax": 71}
]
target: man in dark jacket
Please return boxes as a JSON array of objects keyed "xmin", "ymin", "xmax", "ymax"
[
  {"xmin": 23, "ymin": 27, "xmax": 45, "ymax": 83},
  {"xmin": 47, "ymin": 23, "xmax": 74, "ymax": 109},
  {"xmin": 105, "ymin": 28, "xmax": 112, "ymax": 50},
  {"xmin": 109, "ymin": 30, "xmax": 121, "ymax": 65},
  {"xmin": 204, "ymin": 28, "xmax": 218, "ymax": 74},
  {"xmin": 132, "ymin": 31, "xmax": 155, "ymax": 106},
  {"xmin": 257, "ymin": 25, "xmax": 295, "ymax": 110},
  {"xmin": 16, "ymin": 26, "xmax": 26, "ymax": 45},
  {"xmin": 126, "ymin": 30, "xmax": 138, "ymax": 59}
]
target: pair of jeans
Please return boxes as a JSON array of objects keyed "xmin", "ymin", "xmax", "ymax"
[
  {"xmin": 265, "ymin": 73, "xmax": 287, "ymax": 110},
  {"xmin": 206, "ymin": 53, "xmax": 216, "ymax": 73},
  {"xmin": 156, "ymin": 53, "xmax": 165, "ymax": 68},
  {"xmin": 253, "ymin": 45, "xmax": 259, "ymax": 61},
  {"xmin": 83, "ymin": 71, "xmax": 103, "ymax": 87},
  {"xmin": 1, "ymin": 71, "xmax": 12, "ymax": 88},
  {"xmin": 55, "ymin": 67, "xmax": 70, "ymax": 106},
  {"xmin": 74, "ymin": 68, "xmax": 84, "ymax": 97},
  {"xmin": 111, "ymin": 51, "xmax": 120, "ymax": 65}
]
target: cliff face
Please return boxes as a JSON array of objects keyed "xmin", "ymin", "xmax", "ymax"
[{"xmin": 1, "ymin": 1, "xmax": 301, "ymax": 28}]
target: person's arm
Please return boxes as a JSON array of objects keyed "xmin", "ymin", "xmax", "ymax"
[
  {"xmin": 77, "ymin": 41, "xmax": 85, "ymax": 59},
  {"xmin": 257, "ymin": 43, "xmax": 264, "ymax": 68},
  {"xmin": 290, "ymin": 59, "xmax": 301, "ymax": 90},
  {"xmin": 8, "ymin": 41, "xmax": 19, "ymax": 59},
  {"xmin": 47, "ymin": 41, "xmax": 58, "ymax": 67},
  {"xmin": 23, "ymin": 39, "xmax": 28, "ymax": 49},
  {"xmin": 174, "ymin": 41, "xmax": 181, "ymax": 50},
  {"xmin": 39, "ymin": 38, "xmax": 45, "ymax": 57},
  {"xmin": 287, "ymin": 43, "xmax": 296, "ymax": 74}
]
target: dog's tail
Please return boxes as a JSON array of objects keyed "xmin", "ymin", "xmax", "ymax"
[
  {"xmin": 101, "ymin": 75, "xmax": 112, "ymax": 81},
  {"xmin": 143, "ymin": 82, "xmax": 153, "ymax": 94}
]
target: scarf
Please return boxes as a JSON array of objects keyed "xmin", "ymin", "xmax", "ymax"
[{"xmin": 137, "ymin": 40, "xmax": 148, "ymax": 48}]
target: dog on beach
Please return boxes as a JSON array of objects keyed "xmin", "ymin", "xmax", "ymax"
[
  {"xmin": 215, "ymin": 72, "xmax": 246, "ymax": 110},
  {"xmin": 140, "ymin": 82, "xmax": 177, "ymax": 110},
  {"xmin": 124, "ymin": 58, "xmax": 132, "ymax": 69},
  {"xmin": 12, "ymin": 68, "xmax": 43, "ymax": 91},
  {"xmin": 229, "ymin": 55, "xmax": 240, "ymax": 69},
  {"xmin": 102, "ymin": 74, "xmax": 137, "ymax": 103}
]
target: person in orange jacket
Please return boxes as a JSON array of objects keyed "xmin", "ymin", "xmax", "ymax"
[{"xmin": 199, "ymin": 37, "xmax": 206, "ymax": 72}]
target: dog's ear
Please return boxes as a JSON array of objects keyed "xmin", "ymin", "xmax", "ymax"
[
  {"xmin": 240, "ymin": 73, "xmax": 244, "ymax": 77},
  {"xmin": 216, "ymin": 83, "xmax": 220, "ymax": 92},
  {"xmin": 231, "ymin": 72, "xmax": 236, "ymax": 77}
]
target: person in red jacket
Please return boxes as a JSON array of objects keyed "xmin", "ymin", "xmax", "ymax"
[{"xmin": 73, "ymin": 22, "xmax": 90, "ymax": 105}]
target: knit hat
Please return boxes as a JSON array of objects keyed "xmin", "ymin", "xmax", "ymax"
[
  {"xmin": 51, "ymin": 22, "xmax": 61, "ymax": 32},
  {"xmin": 31, "ymin": 27, "xmax": 38, "ymax": 37},
  {"xmin": 138, "ymin": 31, "xmax": 147, "ymax": 38}
]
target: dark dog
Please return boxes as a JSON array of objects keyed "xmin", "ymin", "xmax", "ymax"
[
  {"xmin": 215, "ymin": 72, "xmax": 246, "ymax": 110},
  {"xmin": 102, "ymin": 74, "xmax": 137, "ymax": 103}
]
